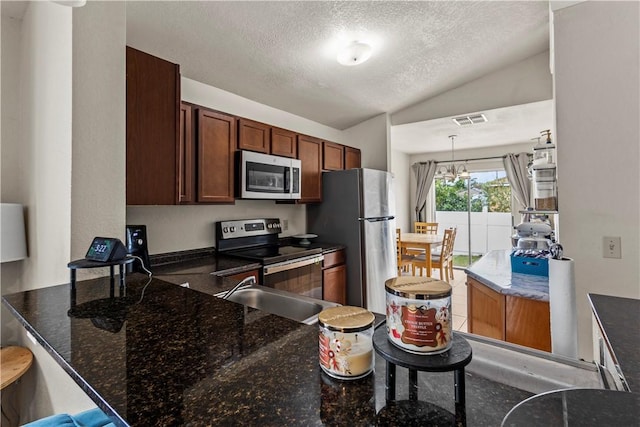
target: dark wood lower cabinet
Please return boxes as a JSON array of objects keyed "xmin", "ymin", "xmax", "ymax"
[
  {"xmin": 224, "ymin": 269, "xmax": 261, "ymax": 286},
  {"xmin": 322, "ymin": 250, "xmax": 346, "ymax": 305},
  {"xmin": 467, "ymin": 276, "xmax": 551, "ymax": 352}
]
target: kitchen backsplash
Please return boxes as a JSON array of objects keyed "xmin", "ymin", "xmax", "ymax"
[{"xmin": 126, "ymin": 200, "xmax": 306, "ymax": 254}]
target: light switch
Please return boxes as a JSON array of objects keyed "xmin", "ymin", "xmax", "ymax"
[{"xmin": 603, "ymin": 236, "xmax": 622, "ymax": 259}]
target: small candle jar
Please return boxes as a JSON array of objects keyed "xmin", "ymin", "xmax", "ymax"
[
  {"xmin": 385, "ymin": 276, "xmax": 452, "ymax": 355},
  {"xmin": 318, "ymin": 306, "xmax": 375, "ymax": 380}
]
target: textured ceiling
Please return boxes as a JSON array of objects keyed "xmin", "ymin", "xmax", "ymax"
[
  {"xmin": 125, "ymin": 1, "xmax": 550, "ymax": 133},
  {"xmin": 2, "ymin": 1, "xmax": 552, "ymax": 153}
]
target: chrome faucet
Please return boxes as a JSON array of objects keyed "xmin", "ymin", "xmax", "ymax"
[{"xmin": 222, "ymin": 275, "xmax": 256, "ymax": 300}]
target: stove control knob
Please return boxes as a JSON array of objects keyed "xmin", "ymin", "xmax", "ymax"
[
  {"xmin": 223, "ymin": 227, "xmax": 228, "ymax": 233},
  {"xmin": 230, "ymin": 227, "xmax": 236, "ymax": 232}
]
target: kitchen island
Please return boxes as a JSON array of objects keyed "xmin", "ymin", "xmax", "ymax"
[
  {"xmin": 3, "ymin": 257, "xmax": 603, "ymax": 426},
  {"xmin": 465, "ymin": 250, "xmax": 551, "ymax": 351}
]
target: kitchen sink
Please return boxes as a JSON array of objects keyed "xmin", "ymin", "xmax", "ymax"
[{"xmin": 215, "ymin": 284, "xmax": 340, "ymax": 325}]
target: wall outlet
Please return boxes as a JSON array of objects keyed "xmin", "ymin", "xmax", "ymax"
[
  {"xmin": 603, "ymin": 236, "xmax": 622, "ymax": 259},
  {"xmin": 283, "ymin": 219, "xmax": 289, "ymax": 231}
]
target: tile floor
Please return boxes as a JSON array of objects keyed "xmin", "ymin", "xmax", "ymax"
[{"xmin": 400, "ymin": 267, "xmax": 468, "ymax": 333}]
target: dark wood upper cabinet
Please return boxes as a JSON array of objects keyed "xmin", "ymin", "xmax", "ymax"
[
  {"xmin": 126, "ymin": 46, "xmax": 180, "ymax": 205},
  {"xmin": 323, "ymin": 141, "xmax": 344, "ymax": 171},
  {"xmin": 197, "ymin": 108, "xmax": 236, "ymax": 203},
  {"xmin": 297, "ymin": 135, "xmax": 323, "ymax": 203},
  {"xmin": 271, "ymin": 127, "xmax": 297, "ymax": 158},
  {"xmin": 345, "ymin": 146, "xmax": 362, "ymax": 169},
  {"xmin": 178, "ymin": 103, "xmax": 195, "ymax": 204},
  {"xmin": 238, "ymin": 118, "xmax": 270, "ymax": 153}
]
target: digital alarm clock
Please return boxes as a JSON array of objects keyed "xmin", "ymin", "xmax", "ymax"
[{"xmin": 85, "ymin": 237, "xmax": 128, "ymax": 262}]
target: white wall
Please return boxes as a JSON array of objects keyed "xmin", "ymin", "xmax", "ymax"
[
  {"xmin": 72, "ymin": 1, "xmax": 126, "ymax": 276},
  {"xmin": 553, "ymin": 1, "xmax": 640, "ymax": 360},
  {"xmin": 392, "ymin": 50, "xmax": 553, "ymax": 126},
  {"xmin": 182, "ymin": 77, "xmax": 344, "ymax": 143},
  {"xmin": 127, "ymin": 202, "xmax": 306, "ymax": 255},
  {"xmin": 1, "ymin": 11, "xmax": 27, "ymax": 350},
  {"xmin": 342, "ymin": 112, "xmax": 390, "ymax": 171},
  {"xmin": 1, "ymin": 2, "xmax": 127, "ymax": 423},
  {"xmin": 390, "ymin": 149, "xmax": 411, "ymax": 232},
  {"xmin": 19, "ymin": 1, "xmax": 73, "ymax": 291}
]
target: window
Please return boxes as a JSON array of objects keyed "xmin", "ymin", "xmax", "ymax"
[{"xmin": 435, "ymin": 170, "xmax": 512, "ymax": 267}]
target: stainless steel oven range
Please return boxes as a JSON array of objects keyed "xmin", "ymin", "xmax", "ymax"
[{"xmin": 215, "ymin": 218, "xmax": 324, "ymax": 299}]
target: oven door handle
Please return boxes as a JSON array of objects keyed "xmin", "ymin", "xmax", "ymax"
[{"xmin": 263, "ymin": 254, "xmax": 324, "ymax": 276}]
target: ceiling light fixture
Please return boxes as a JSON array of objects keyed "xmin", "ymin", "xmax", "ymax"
[
  {"xmin": 435, "ymin": 135, "xmax": 470, "ymax": 181},
  {"xmin": 51, "ymin": 0, "xmax": 87, "ymax": 7},
  {"xmin": 337, "ymin": 41, "xmax": 372, "ymax": 66}
]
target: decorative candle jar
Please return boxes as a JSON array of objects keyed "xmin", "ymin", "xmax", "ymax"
[
  {"xmin": 385, "ymin": 276, "xmax": 452, "ymax": 355},
  {"xmin": 318, "ymin": 306, "xmax": 375, "ymax": 380}
]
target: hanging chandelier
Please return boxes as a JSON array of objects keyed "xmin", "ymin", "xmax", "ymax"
[{"xmin": 436, "ymin": 135, "xmax": 470, "ymax": 181}]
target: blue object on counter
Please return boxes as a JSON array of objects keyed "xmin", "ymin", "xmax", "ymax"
[
  {"xmin": 22, "ymin": 408, "xmax": 115, "ymax": 427},
  {"xmin": 510, "ymin": 254, "xmax": 549, "ymax": 277}
]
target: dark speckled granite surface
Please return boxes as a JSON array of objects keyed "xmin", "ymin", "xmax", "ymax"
[
  {"xmin": 588, "ymin": 293, "xmax": 640, "ymax": 392},
  {"xmin": 2, "ymin": 270, "xmax": 537, "ymax": 427}
]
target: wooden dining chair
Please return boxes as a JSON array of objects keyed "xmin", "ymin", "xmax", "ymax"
[
  {"xmin": 396, "ymin": 228, "xmax": 414, "ymax": 275},
  {"xmin": 411, "ymin": 228, "xmax": 455, "ymax": 282},
  {"xmin": 414, "ymin": 222, "xmax": 438, "ymax": 234},
  {"xmin": 442, "ymin": 227, "xmax": 457, "ymax": 281}
]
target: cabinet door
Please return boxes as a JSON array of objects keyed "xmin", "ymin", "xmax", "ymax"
[
  {"xmin": 323, "ymin": 141, "xmax": 344, "ymax": 171},
  {"xmin": 126, "ymin": 46, "xmax": 180, "ymax": 205},
  {"xmin": 323, "ymin": 249, "xmax": 346, "ymax": 269},
  {"xmin": 323, "ymin": 264, "xmax": 346, "ymax": 305},
  {"xmin": 238, "ymin": 118, "xmax": 270, "ymax": 153},
  {"xmin": 271, "ymin": 127, "xmax": 297, "ymax": 158},
  {"xmin": 197, "ymin": 109, "xmax": 236, "ymax": 203},
  {"xmin": 224, "ymin": 269, "xmax": 261, "ymax": 286},
  {"xmin": 297, "ymin": 135, "xmax": 322, "ymax": 203},
  {"xmin": 178, "ymin": 103, "xmax": 195, "ymax": 204},
  {"xmin": 467, "ymin": 277, "xmax": 505, "ymax": 340},
  {"xmin": 345, "ymin": 146, "xmax": 361, "ymax": 169},
  {"xmin": 506, "ymin": 296, "xmax": 551, "ymax": 351}
]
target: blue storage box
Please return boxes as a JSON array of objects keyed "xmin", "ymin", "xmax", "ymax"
[{"xmin": 510, "ymin": 254, "xmax": 549, "ymax": 277}]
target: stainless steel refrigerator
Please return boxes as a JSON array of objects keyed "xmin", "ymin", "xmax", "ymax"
[{"xmin": 307, "ymin": 168, "xmax": 396, "ymax": 314}]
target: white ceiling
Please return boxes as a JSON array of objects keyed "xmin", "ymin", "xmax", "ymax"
[
  {"xmin": 3, "ymin": 1, "xmax": 553, "ymax": 154},
  {"xmin": 392, "ymin": 99, "xmax": 554, "ymax": 154}
]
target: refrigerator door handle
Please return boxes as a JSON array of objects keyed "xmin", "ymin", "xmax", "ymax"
[{"xmin": 359, "ymin": 216, "xmax": 395, "ymax": 222}]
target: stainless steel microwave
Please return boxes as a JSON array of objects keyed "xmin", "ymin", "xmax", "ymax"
[{"xmin": 238, "ymin": 150, "xmax": 301, "ymax": 200}]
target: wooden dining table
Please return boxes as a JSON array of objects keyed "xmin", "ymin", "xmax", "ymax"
[{"xmin": 399, "ymin": 232, "xmax": 444, "ymax": 277}]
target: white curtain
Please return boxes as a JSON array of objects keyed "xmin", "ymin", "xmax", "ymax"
[
  {"xmin": 411, "ymin": 161, "xmax": 438, "ymax": 222},
  {"xmin": 503, "ymin": 153, "xmax": 531, "ymax": 212}
]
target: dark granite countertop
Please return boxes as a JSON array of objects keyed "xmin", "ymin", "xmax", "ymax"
[
  {"xmin": 588, "ymin": 293, "xmax": 640, "ymax": 392},
  {"xmin": 3, "ymin": 274, "xmax": 537, "ymax": 426}
]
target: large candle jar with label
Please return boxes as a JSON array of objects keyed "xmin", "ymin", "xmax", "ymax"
[
  {"xmin": 385, "ymin": 276, "xmax": 452, "ymax": 355},
  {"xmin": 318, "ymin": 306, "xmax": 375, "ymax": 380}
]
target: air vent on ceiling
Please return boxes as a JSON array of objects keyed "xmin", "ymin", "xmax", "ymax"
[{"xmin": 452, "ymin": 114, "xmax": 488, "ymax": 126}]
